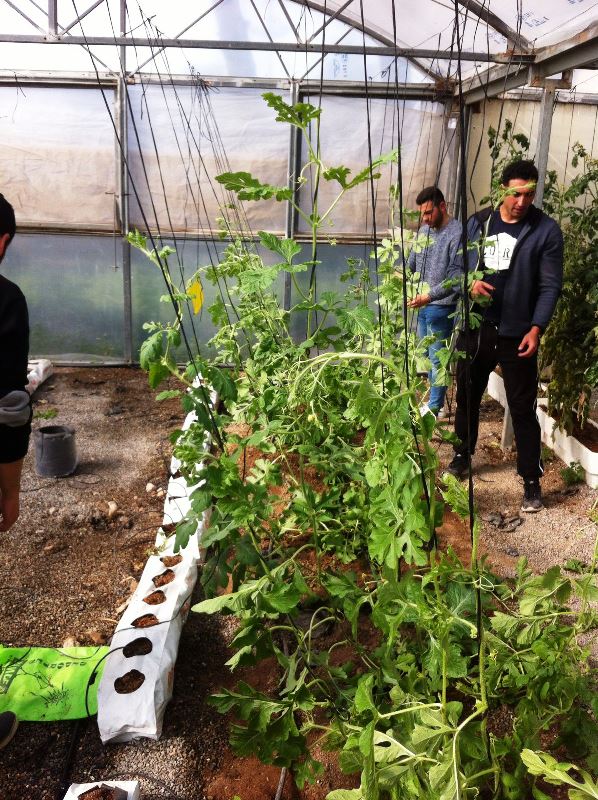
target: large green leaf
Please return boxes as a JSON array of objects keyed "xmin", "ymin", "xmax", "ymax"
[{"xmin": 216, "ymin": 171, "xmax": 293, "ymax": 202}]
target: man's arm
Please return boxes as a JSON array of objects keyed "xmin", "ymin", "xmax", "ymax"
[
  {"xmin": 531, "ymin": 223, "xmax": 564, "ymax": 331},
  {"xmin": 518, "ymin": 223, "xmax": 564, "ymax": 358},
  {"xmin": 0, "ymin": 458, "xmax": 24, "ymax": 532}
]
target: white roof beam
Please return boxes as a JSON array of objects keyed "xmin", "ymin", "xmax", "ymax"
[
  {"xmin": 306, "ymin": 0, "xmax": 353, "ymax": 44},
  {"xmin": 462, "ymin": 23, "xmax": 598, "ymax": 105},
  {"xmin": 457, "ymin": 0, "xmax": 530, "ymax": 51},
  {"xmin": 62, "ymin": 0, "xmax": 108, "ymax": 35},
  {"xmin": 0, "ymin": 33, "xmax": 533, "ymax": 63},
  {"xmin": 277, "ymin": 0, "xmax": 302, "ymax": 44},
  {"xmin": 48, "ymin": 0, "xmax": 56, "ymax": 35}
]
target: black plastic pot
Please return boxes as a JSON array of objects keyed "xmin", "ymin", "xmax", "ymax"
[{"xmin": 34, "ymin": 425, "xmax": 78, "ymax": 477}]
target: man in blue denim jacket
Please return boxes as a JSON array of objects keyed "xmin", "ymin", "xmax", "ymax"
[{"xmin": 445, "ymin": 160, "xmax": 563, "ymax": 512}]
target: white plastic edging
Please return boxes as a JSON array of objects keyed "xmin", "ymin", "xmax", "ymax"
[
  {"xmin": 487, "ymin": 371, "xmax": 598, "ymax": 489},
  {"xmin": 537, "ymin": 401, "xmax": 598, "ymax": 489},
  {"xmin": 97, "ymin": 394, "xmax": 216, "ymax": 743},
  {"xmin": 63, "ymin": 781, "xmax": 140, "ymax": 799}
]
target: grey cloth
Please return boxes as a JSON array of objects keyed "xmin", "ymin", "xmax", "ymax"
[
  {"xmin": 407, "ymin": 217, "xmax": 462, "ymax": 306},
  {"xmin": 0, "ymin": 390, "xmax": 31, "ymax": 427}
]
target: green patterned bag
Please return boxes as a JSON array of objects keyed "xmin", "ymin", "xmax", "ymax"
[{"xmin": 0, "ymin": 645, "xmax": 108, "ymax": 721}]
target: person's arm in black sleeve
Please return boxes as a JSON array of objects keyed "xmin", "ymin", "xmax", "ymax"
[
  {"xmin": 518, "ymin": 222, "xmax": 564, "ymax": 357},
  {"xmin": 531, "ymin": 223, "xmax": 564, "ymax": 332}
]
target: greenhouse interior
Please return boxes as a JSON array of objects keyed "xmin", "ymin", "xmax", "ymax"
[{"xmin": 1, "ymin": 2, "xmax": 598, "ymax": 799}]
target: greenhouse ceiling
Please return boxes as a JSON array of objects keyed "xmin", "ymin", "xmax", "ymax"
[{"xmin": 1, "ymin": 0, "xmax": 598, "ymax": 97}]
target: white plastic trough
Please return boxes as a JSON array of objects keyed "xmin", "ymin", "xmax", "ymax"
[
  {"xmin": 98, "ymin": 390, "xmax": 216, "ymax": 743},
  {"xmin": 487, "ymin": 371, "xmax": 598, "ymax": 489}
]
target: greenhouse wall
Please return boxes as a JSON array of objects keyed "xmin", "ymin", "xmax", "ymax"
[
  {"xmin": 0, "ymin": 86, "xmax": 116, "ymax": 229},
  {"xmin": 0, "ymin": 77, "xmax": 453, "ymax": 361},
  {"xmin": 466, "ymin": 96, "xmax": 598, "ymax": 211}
]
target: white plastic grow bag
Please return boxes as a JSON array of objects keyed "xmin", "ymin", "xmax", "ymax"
[
  {"xmin": 97, "ymin": 398, "xmax": 215, "ymax": 743},
  {"xmin": 63, "ymin": 781, "xmax": 140, "ymax": 799}
]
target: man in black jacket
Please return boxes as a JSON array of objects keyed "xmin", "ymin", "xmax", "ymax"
[
  {"xmin": 445, "ymin": 160, "xmax": 563, "ymax": 512},
  {"xmin": 0, "ymin": 196, "xmax": 30, "ymax": 531},
  {"xmin": 0, "ymin": 194, "xmax": 30, "ymax": 750}
]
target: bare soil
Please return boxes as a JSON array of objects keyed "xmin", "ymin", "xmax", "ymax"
[{"xmin": 0, "ymin": 371, "xmax": 596, "ymax": 799}]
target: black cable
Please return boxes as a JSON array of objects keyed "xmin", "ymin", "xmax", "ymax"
[
  {"xmin": 387, "ymin": 0, "xmax": 435, "ymax": 529},
  {"xmin": 452, "ymin": 0, "xmax": 485, "ymax": 666},
  {"xmin": 358, "ymin": 0, "xmax": 385, "ymax": 394},
  {"xmin": 70, "ymin": 0, "xmax": 225, "ymax": 452}
]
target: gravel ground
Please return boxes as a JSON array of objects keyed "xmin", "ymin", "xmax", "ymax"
[
  {"xmin": 0, "ymin": 373, "xmax": 596, "ymax": 799},
  {"xmin": 436, "ymin": 397, "xmax": 598, "ymax": 579}
]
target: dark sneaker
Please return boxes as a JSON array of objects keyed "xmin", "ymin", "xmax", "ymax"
[
  {"xmin": 444, "ymin": 453, "xmax": 469, "ymax": 480},
  {"xmin": 0, "ymin": 711, "xmax": 18, "ymax": 750},
  {"xmin": 521, "ymin": 480, "xmax": 543, "ymax": 513}
]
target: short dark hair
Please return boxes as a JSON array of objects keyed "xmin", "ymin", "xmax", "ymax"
[
  {"xmin": 416, "ymin": 186, "xmax": 445, "ymax": 206},
  {"xmin": 0, "ymin": 195, "xmax": 16, "ymax": 243},
  {"xmin": 501, "ymin": 159, "xmax": 538, "ymax": 186}
]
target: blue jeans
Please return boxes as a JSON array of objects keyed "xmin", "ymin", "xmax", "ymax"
[{"xmin": 416, "ymin": 303, "xmax": 456, "ymax": 412}]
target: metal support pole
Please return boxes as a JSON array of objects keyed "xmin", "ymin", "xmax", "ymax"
[
  {"xmin": 48, "ymin": 0, "xmax": 57, "ymax": 35},
  {"xmin": 118, "ymin": 0, "xmax": 133, "ymax": 363},
  {"xmin": 534, "ymin": 87, "xmax": 555, "ymax": 208},
  {"xmin": 445, "ymin": 108, "xmax": 460, "ymax": 216},
  {"xmin": 283, "ymin": 81, "xmax": 300, "ymax": 312},
  {"xmin": 454, "ymin": 104, "xmax": 471, "ymax": 221}
]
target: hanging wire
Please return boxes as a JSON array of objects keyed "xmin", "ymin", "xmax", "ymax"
[
  {"xmin": 357, "ymin": 0, "xmax": 386, "ymax": 387},
  {"xmin": 70, "ymin": 0, "xmax": 224, "ymax": 450}
]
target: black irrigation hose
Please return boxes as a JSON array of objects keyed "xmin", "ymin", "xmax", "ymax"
[{"xmin": 57, "ymin": 719, "xmax": 83, "ymax": 800}]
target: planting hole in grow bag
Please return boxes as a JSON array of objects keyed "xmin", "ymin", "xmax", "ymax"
[
  {"xmin": 114, "ymin": 669, "xmax": 145, "ymax": 694},
  {"xmin": 123, "ymin": 637, "xmax": 153, "ymax": 658},
  {"xmin": 153, "ymin": 569, "xmax": 175, "ymax": 587},
  {"xmin": 161, "ymin": 522, "xmax": 177, "ymax": 534},
  {"xmin": 132, "ymin": 613, "xmax": 159, "ymax": 628},
  {"xmin": 160, "ymin": 554, "xmax": 182, "ymax": 568},
  {"xmin": 143, "ymin": 590, "xmax": 166, "ymax": 605},
  {"xmin": 79, "ymin": 786, "xmax": 127, "ymax": 800}
]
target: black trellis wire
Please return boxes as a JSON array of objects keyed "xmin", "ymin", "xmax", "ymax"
[{"xmin": 50, "ymin": 1, "xmax": 517, "ymax": 792}]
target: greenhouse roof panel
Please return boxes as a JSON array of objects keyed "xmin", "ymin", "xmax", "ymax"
[{"xmin": 1, "ymin": 1, "xmax": 598, "ymax": 82}]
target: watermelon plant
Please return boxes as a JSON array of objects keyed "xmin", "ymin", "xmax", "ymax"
[{"xmin": 133, "ymin": 95, "xmax": 598, "ymax": 799}]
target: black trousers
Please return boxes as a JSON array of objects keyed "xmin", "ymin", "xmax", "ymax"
[{"xmin": 454, "ymin": 322, "xmax": 542, "ymax": 481}]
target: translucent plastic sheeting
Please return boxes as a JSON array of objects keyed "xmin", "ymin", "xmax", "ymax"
[
  {"xmin": 3, "ymin": 233, "xmax": 125, "ymax": 360},
  {"xmin": 131, "ymin": 238, "xmax": 286, "ymax": 361},
  {"xmin": 0, "ymin": 86, "xmax": 116, "ymax": 228},
  {"xmin": 127, "ymin": 85, "xmax": 289, "ymax": 235},
  {"xmin": 298, "ymin": 95, "xmax": 452, "ymax": 235},
  {"xmin": 2, "ymin": 1, "xmax": 598, "ymax": 79},
  {"xmin": 0, "ymin": 0, "xmax": 424, "ymax": 80},
  {"xmin": 311, "ymin": 1, "xmax": 598, "ymax": 71},
  {"xmin": 132, "ymin": 240, "xmax": 376, "ymax": 359}
]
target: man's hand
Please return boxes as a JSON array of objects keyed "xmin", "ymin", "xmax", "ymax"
[
  {"xmin": 470, "ymin": 280, "xmax": 494, "ymax": 298},
  {"xmin": 407, "ymin": 293, "xmax": 431, "ymax": 309},
  {"xmin": 518, "ymin": 326, "xmax": 541, "ymax": 358}
]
